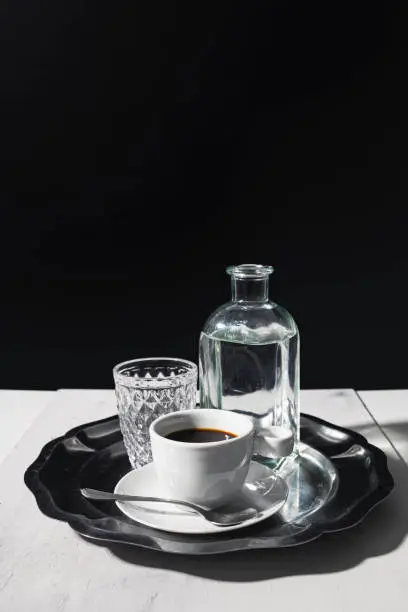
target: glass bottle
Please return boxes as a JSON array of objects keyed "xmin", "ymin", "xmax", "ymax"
[{"xmin": 199, "ymin": 264, "xmax": 299, "ymax": 462}]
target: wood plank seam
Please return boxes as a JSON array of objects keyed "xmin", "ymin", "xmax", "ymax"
[{"xmin": 355, "ymin": 390, "xmax": 407, "ymax": 465}]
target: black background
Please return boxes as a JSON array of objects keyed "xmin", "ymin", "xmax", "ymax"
[{"xmin": 1, "ymin": 1, "xmax": 407, "ymax": 390}]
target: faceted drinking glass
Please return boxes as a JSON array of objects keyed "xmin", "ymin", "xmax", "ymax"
[{"xmin": 113, "ymin": 358, "xmax": 198, "ymax": 469}]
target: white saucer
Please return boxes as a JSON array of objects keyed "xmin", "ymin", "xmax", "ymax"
[{"xmin": 114, "ymin": 461, "xmax": 288, "ymax": 535}]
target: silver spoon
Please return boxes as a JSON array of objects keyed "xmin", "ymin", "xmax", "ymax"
[{"xmin": 81, "ymin": 487, "xmax": 258, "ymax": 527}]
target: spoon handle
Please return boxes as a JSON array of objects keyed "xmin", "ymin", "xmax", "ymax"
[{"xmin": 80, "ymin": 488, "xmax": 204, "ymax": 513}]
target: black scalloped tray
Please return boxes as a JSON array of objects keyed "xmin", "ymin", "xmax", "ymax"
[{"xmin": 24, "ymin": 413, "xmax": 394, "ymax": 555}]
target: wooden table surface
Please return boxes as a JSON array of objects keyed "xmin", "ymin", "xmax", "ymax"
[{"xmin": 0, "ymin": 389, "xmax": 406, "ymax": 612}]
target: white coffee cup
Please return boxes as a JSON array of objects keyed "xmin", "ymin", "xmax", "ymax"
[{"xmin": 150, "ymin": 408, "xmax": 293, "ymax": 507}]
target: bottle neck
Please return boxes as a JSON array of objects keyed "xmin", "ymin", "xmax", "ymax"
[{"xmin": 231, "ymin": 277, "xmax": 269, "ymax": 303}]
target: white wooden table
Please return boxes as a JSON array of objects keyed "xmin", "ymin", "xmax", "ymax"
[
  {"xmin": 0, "ymin": 389, "xmax": 407, "ymax": 612},
  {"xmin": 0, "ymin": 391, "xmax": 54, "ymax": 467},
  {"xmin": 358, "ymin": 390, "xmax": 408, "ymax": 464}
]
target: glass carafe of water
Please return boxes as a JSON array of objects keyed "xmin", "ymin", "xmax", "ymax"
[{"xmin": 199, "ymin": 264, "xmax": 300, "ymax": 465}]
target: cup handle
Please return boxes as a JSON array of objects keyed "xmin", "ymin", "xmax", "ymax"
[{"xmin": 253, "ymin": 426, "xmax": 294, "ymax": 458}]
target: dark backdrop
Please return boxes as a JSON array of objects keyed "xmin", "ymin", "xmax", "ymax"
[{"xmin": 1, "ymin": 1, "xmax": 407, "ymax": 390}]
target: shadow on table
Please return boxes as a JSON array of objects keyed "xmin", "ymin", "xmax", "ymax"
[{"xmin": 81, "ymin": 451, "xmax": 408, "ymax": 582}]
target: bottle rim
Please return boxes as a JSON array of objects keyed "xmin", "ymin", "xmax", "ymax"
[{"xmin": 226, "ymin": 264, "xmax": 274, "ymax": 279}]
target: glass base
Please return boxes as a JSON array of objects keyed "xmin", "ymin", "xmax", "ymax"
[{"xmin": 253, "ymin": 449, "xmax": 300, "ymax": 474}]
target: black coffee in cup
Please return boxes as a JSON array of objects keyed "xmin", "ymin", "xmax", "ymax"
[{"xmin": 165, "ymin": 428, "xmax": 237, "ymax": 443}]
